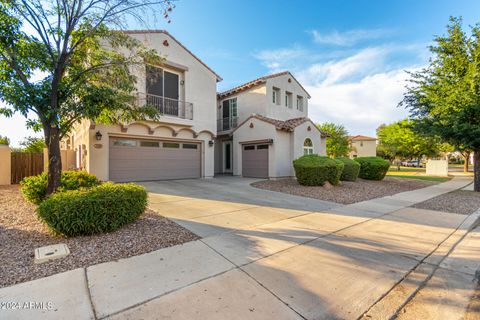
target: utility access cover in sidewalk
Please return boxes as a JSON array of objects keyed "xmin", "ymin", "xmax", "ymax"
[{"xmin": 34, "ymin": 243, "xmax": 70, "ymax": 264}]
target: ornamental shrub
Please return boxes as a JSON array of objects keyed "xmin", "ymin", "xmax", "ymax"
[
  {"xmin": 293, "ymin": 155, "xmax": 344, "ymax": 186},
  {"xmin": 37, "ymin": 182, "xmax": 147, "ymax": 237},
  {"xmin": 21, "ymin": 171, "xmax": 100, "ymax": 205},
  {"xmin": 354, "ymin": 156, "xmax": 390, "ymax": 180},
  {"xmin": 336, "ymin": 157, "xmax": 361, "ymax": 181}
]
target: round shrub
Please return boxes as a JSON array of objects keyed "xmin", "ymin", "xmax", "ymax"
[
  {"xmin": 293, "ymin": 155, "xmax": 344, "ymax": 186},
  {"xmin": 37, "ymin": 182, "xmax": 147, "ymax": 237},
  {"xmin": 21, "ymin": 171, "xmax": 100, "ymax": 204},
  {"xmin": 336, "ymin": 157, "xmax": 361, "ymax": 181},
  {"xmin": 354, "ymin": 157, "xmax": 390, "ymax": 180}
]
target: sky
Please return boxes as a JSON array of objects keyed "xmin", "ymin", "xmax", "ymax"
[{"xmin": 1, "ymin": 0, "xmax": 480, "ymax": 146}]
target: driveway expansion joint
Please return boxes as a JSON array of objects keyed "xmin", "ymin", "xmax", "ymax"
[{"xmin": 359, "ymin": 208, "xmax": 478, "ymax": 320}]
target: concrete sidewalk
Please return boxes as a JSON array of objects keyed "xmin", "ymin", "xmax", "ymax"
[{"xmin": 0, "ymin": 176, "xmax": 478, "ymax": 320}]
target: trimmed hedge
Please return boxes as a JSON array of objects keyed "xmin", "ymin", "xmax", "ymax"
[
  {"xmin": 336, "ymin": 157, "xmax": 361, "ymax": 181},
  {"xmin": 354, "ymin": 157, "xmax": 390, "ymax": 180},
  {"xmin": 21, "ymin": 171, "xmax": 100, "ymax": 205},
  {"xmin": 293, "ymin": 155, "xmax": 344, "ymax": 186},
  {"xmin": 37, "ymin": 182, "xmax": 147, "ymax": 237}
]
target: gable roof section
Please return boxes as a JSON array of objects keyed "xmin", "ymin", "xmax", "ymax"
[
  {"xmin": 348, "ymin": 135, "xmax": 377, "ymax": 141},
  {"xmin": 233, "ymin": 114, "xmax": 329, "ymax": 137},
  {"xmin": 218, "ymin": 71, "xmax": 311, "ymax": 99},
  {"xmin": 124, "ymin": 30, "xmax": 222, "ymax": 82}
]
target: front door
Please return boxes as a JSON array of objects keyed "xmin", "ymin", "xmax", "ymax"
[{"xmin": 223, "ymin": 141, "xmax": 232, "ymax": 173}]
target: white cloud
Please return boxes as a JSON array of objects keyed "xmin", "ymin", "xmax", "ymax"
[
  {"xmin": 298, "ymin": 47, "xmax": 389, "ymax": 86},
  {"xmin": 309, "ymin": 29, "xmax": 391, "ymax": 46},
  {"xmin": 253, "ymin": 44, "xmax": 424, "ymax": 136},
  {"xmin": 253, "ymin": 45, "xmax": 308, "ymax": 72},
  {"xmin": 306, "ymin": 69, "xmax": 411, "ymax": 136}
]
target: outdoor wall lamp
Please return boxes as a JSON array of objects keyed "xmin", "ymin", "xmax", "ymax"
[
  {"xmin": 95, "ymin": 131, "xmax": 103, "ymax": 141},
  {"xmin": 208, "ymin": 140, "xmax": 214, "ymax": 147}
]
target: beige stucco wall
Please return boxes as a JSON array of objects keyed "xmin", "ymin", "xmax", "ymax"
[
  {"xmin": 426, "ymin": 160, "xmax": 448, "ymax": 177},
  {"xmin": 232, "ymin": 118, "xmax": 326, "ymax": 178},
  {"xmin": 216, "ymin": 86, "xmax": 266, "ymax": 135},
  {"xmin": 265, "ymin": 74, "xmax": 309, "ymax": 120},
  {"xmin": 127, "ymin": 32, "xmax": 218, "ymax": 135},
  {"xmin": 217, "ymin": 73, "xmax": 310, "ymax": 130},
  {"xmin": 43, "ymin": 149, "xmax": 77, "ymax": 171},
  {"xmin": 350, "ymin": 140, "xmax": 377, "ymax": 158},
  {"xmin": 65, "ymin": 31, "xmax": 219, "ymax": 181},
  {"xmin": 293, "ymin": 122, "xmax": 326, "ymax": 159},
  {"xmin": 232, "ymin": 118, "xmax": 277, "ymax": 177},
  {"xmin": 87, "ymin": 122, "xmax": 214, "ymax": 181},
  {"xmin": 0, "ymin": 146, "xmax": 11, "ymax": 185}
]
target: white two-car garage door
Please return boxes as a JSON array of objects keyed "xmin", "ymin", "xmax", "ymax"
[
  {"xmin": 242, "ymin": 143, "xmax": 269, "ymax": 178},
  {"xmin": 109, "ymin": 138, "xmax": 201, "ymax": 182}
]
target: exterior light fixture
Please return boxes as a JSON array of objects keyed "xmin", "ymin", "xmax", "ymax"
[
  {"xmin": 95, "ymin": 131, "xmax": 103, "ymax": 141},
  {"xmin": 208, "ymin": 140, "xmax": 214, "ymax": 147}
]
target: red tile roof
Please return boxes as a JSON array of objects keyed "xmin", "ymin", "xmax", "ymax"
[
  {"xmin": 123, "ymin": 30, "xmax": 222, "ymax": 81},
  {"xmin": 348, "ymin": 135, "xmax": 377, "ymax": 141},
  {"xmin": 217, "ymin": 71, "xmax": 311, "ymax": 99},
  {"xmin": 233, "ymin": 114, "xmax": 329, "ymax": 137}
]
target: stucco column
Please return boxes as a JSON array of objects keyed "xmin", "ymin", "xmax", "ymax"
[{"xmin": 0, "ymin": 145, "xmax": 11, "ymax": 185}]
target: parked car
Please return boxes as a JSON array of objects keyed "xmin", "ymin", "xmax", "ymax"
[{"xmin": 405, "ymin": 160, "xmax": 423, "ymax": 167}]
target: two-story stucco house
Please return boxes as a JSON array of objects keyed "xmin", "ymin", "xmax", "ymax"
[
  {"xmin": 63, "ymin": 31, "xmax": 327, "ymax": 182},
  {"xmin": 215, "ymin": 72, "xmax": 328, "ymax": 179},
  {"xmin": 348, "ymin": 135, "xmax": 377, "ymax": 158},
  {"xmin": 62, "ymin": 30, "xmax": 221, "ymax": 182}
]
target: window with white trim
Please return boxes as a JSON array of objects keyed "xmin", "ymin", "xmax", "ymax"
[
  {"xmin": 303, "ymin": 138, "xmax": 314, "ymax": 155},
  {"xmin": 285, "ymin": 91, "xmax": 292, "ymax": 108},
  {"xmin": 296, "ymin": 95, "xmax": 303, "ymax": 111},
  {"xmin": 272, "ymin": 87, "xmax": 280, "ymax": 105}
]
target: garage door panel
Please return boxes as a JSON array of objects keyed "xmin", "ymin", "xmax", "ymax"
[
  {"xmin": 109, "ymin": 138, "xmax": 201, "ymax": 182},
  {"xmin": 242, "ymin": 144, "xmax": 269, "ymax": 178}
]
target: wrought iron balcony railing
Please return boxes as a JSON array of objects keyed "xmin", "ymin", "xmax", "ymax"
[
  {"xmin": 137, "ymin": 93, "xmax": 193, "ymax": 120},
  {"xmin": 217, "ymin": 116, "xmax": 238, "ymax": 132}
]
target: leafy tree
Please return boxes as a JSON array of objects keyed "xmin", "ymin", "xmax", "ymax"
[
  {"xmin": 376, "ymin": 119, "xmax": 441, "ymax": 161},
  {"xmin": 19, "ymin": 136, "xmax": 46, "ymax": 153},
  {"xmin": 0, "ymin": 0, "xmax": 173, "ymax": 194},
  {"xmin": 317, "ymin": 122, "xmax": 351, "ymax": 158},
  {"xmin": 0, "ymin": 135, "xmax": 9, "ymax": 145},
  {"xmin": 400, "ymin": 17, "xmax": 480, "ymax": 190}
]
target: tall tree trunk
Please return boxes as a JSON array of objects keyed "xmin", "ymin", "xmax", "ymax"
[
  {"xmin": 45, "ymin": 126, "xmax": 62, "ymax": 195},
  {"xmin": 463, "ymin": 151, "xmax": 470, "ymax": 173},
  {"xmin": 474, "ymin": 150, "xmax": 480, "ymax": 192}
]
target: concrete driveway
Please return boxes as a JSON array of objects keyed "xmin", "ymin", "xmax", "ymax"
[
  {"xmin": 135, "ymin": 176, "xmax": 478, "ymax": 320},
  {"xmin": 1, "ymin": 176, "xmax": 479, "ymax": 320}
]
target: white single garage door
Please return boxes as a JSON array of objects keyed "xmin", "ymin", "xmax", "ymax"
[
  {"xmin": 242, "ymin": 144, "xmax": 269, "ymax": 178},
  {"xmin": 109, "ymin": 138, "xmax": 201, "ymax": 182}
]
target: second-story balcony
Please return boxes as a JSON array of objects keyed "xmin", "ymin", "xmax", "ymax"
[
  {"xmin": 137, "ymin": 93, "xmax": 193, "ymax": 120},
  {"xmin": 217, "ymin": 116, "xmax": 238, "ymax": 132}
]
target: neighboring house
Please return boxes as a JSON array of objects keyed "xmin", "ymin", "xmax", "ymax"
[
  {"xmin": 348, "ymin": 135, "xmax": 377, "ymax": 158},
  {"xmin": 215, "ymin": 71, "xmax": 328, "ymax": 179},
  {"xmin": 62, "ymin": 30, "xmax": 221, "ymax": 182}
]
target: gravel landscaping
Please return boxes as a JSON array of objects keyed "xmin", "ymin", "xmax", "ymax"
[
  {"xmin": 0, "ymin": 185, "xmax": 199, "ymax": 288},
  {"xmin": 251, "ymin": 177, "xmax": 438, "ymax": 204},
  {"xmin": 413, "ymin": 189, "xmax": 480, "ymax": 215}
]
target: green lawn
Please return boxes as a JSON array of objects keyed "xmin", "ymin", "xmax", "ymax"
[
  {"xmin": 388, "ymin": 166, "xmax": 425, "ymax": 173},
  {"xmin": 387, "ymin": 165, "xmax": 450, "ymax": 182},
  {"xmin": 386, "ymin": 173, "xmax": 451, "ymax": 182}
]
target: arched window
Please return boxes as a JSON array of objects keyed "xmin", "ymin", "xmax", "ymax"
[{"xmin": 303, "ymin": 138, "xmax": 314, "ymax": 155}]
